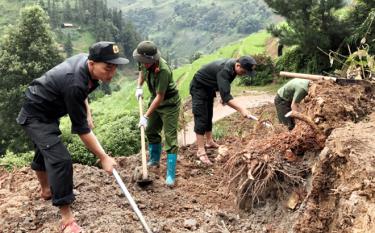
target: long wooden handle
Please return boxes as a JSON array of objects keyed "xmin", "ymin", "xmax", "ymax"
[
  {"xmin": 138, "ymin": 98, "xmax": 148, "ymax": 180},
  {"xmin": 280, "ymin": 71, "xmax": 337, "ymax": 81}
]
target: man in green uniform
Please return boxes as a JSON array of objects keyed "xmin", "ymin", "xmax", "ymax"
[
  {"xmin": 133, "ymin": 41, "xmax": 181, "ymax": 186},
  {"xmin": 274, "ymin": 78, "xmax": 310, "ymax": 130},
  {"xmin": 190, "ymin": 56, "xmax": 257, "ymax": 165}
]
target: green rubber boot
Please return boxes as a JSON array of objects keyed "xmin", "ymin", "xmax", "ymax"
[
  {"xmin": 166, "ymin": 154, "xmax": 177, "ymax": 186},
  {"xmin": 148, "ymin": 143, "xmax": 161, "ymax": 166}
]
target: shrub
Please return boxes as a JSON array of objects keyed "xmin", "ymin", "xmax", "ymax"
[
  {"xmin": 63, "ymin": 110, "xmax": 140, "ymax": 165},
  {"xmin": 99, "ymin": 111, "xmax": 140, "ymax": 156},
  {"xmin": 0, "ymin": 150, "xmax": 34, "ymax": 170},
  {"xmin": 275, "ymin": 47, "xmax": 327, "ymax": 74},
  {"xmin": 238, "ymin": 54, "xmax": 275, "ymax": 86},
  {"xmin": 275, "ymin": 47, "xmax": 306, "ymax": 73}
]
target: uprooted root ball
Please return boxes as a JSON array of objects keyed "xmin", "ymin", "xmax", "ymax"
[{"xmin": 224, "ymin": 81, "xmax": 374, "ymax": 209}]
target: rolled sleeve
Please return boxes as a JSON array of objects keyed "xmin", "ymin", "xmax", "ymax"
[{"xmin": 64, "ymin": 87, "xmax": 90, "ymax": 134}]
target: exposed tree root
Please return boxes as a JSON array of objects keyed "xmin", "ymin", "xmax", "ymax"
[{"xmin": 224, "ymin": 81, "xmax": 374, "ymax": 210}]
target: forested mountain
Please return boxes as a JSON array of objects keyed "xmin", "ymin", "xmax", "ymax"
[
  {"xmin": 0, "ymin": 0, "xmax": 141, "ymax": 60},
  {"xmin": 108, "ymin": 0, "xmax": 278, "ymax": 65},
  {"xmin": 38, "ymin": 0, "xmax": 141, "ymax": 60}
]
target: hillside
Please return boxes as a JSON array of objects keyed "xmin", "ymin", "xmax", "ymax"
[
  {"xmin": 0, "ymin": 0, "xmax": 276, "ymax": 67},
  {"xmin": 110, "ymin": 0, "xmax": 279, "ymax": 65},
  {"xmin": 0, "ymin": 0, "xmax": 140, "ymax": 61},
  {"xmin": 1, "ymin": 80, "xmax": 374, "ymax": 233}
]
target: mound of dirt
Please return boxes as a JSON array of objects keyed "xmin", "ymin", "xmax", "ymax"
[
  {"xmin": 293, "ymin": 112, "xmax": 375, "ymax": 233},
  {"xmin": 304, "ymin": 80, "xmax": 374, "ymax": 135}
]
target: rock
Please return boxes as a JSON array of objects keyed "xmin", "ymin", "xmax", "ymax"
[
  {"xmin": 216, "ymin": 146, "xmax": 229, "ymax": 161},
  {"xmin": 184, "ymin": 218, "xmax": 198, "ymax": 230},
  {"xmin": 190, "ymin": 169, "xmax": 199, "ymax": 176},
  {"xmin": 318, "ymin": 146, "xmax": 331, "ymax": 163},
  {"xmin": 287, "ymin": 191, "xmax": 300, "ymax": 210},
  {"xmin": 285, "ymin": 149, "xmax": 297, "ymax": 162}
]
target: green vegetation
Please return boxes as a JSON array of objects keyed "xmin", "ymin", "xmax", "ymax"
[
  {"xmin": 38, "ymin": 0, "xmax": 141, "ymax": 60},
  {"xmin": 0, "ymin": 150, "xmax": 34, "ymax": 170},
  {"xmin": 113, "ymin": 0, "xmax": 278, "ymax": 65},
  {"xmin": 265, "ymin": 0, "xmax": 375, "ymax": 73},
  {"xmin": 0, "ymin": 0, "xmax": 24, "ymax": 30},
  {"xmin": 0, "ymin": 0, "xmax": 141, "ymax": 60},
  {"xmin": 0, "ymin": 5, "xmax": 63, "ymax": 155},
  {"xmin": 345, "ymin": 1, "xmax": 375, "ymax": 54},
  {"xmin": 265, "ymin": 0, "xmax": 349, "ymax": 73}
]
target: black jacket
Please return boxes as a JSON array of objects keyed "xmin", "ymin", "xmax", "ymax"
[
  {"xmin": 193, "ymin": 58, "xmax": 236, "ymax": 103},
  {"xmin": 21, "ymin": 54, "xmax": 99, "ymax": 134}
]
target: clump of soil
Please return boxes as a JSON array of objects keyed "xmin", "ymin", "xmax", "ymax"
[{"xmin": 0, "ymin": 80, "xmax": 374, "ymax": 233}]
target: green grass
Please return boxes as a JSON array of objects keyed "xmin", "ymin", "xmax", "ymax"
[{"xmin": 72, "ymin": 31, "xmax": 96, "ymax": 54}]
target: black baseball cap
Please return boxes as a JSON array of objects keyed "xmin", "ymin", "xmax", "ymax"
[
  {"xmin": 88, "ymin": 41, "xmax": 129, "ymax": 65},
  {"xmin": 238, "ymin": 56, "xmax": 257, "ymax": 77}
]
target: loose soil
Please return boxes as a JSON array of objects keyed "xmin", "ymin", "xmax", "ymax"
[{"xmin": 0, "ymin": 81, "xmax": 374, "ymax": 233}]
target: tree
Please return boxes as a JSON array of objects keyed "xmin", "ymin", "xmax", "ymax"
[
  {"xmin": 0, "ymin": 5, "xmax": 63, "ymax": 154},
  {"xmin": 63, "ymin": 0, "xmax": 73, "ymax": 22},
  {"xmin": 346, "ymin": 0, "xmax": 375, "ymax": 54},
  {"xmin": 265, "ymin": 0, "xmax": 349, "ymax": 72},
  {"xmin": 64, "ymin": 33, "xmax": 73, "ymax": 57}
]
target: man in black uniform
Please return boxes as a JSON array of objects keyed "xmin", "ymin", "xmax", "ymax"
[
  {"xmin": 16, "ymin": 41, "xmax": 128, "ymax": 233},
  {"xmin": 190, "ymin": 56, "xmax": 256, "ymax": 165}
]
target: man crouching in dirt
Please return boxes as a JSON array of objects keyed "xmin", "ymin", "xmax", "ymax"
[
  {"xmin": 16, "ymin": 42, "xmax": 128, "ymax": 233},
  {"xmin": 274, "ymin": 78, "xmax": 310, "ymax": 130},
  {"xmin": 190, "ymin": 56, "xmax": 257, "ymax": 165}
]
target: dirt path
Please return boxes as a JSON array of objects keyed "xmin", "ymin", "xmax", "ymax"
[{"xmin": 178, "ymin": 91, "xmax": 275, "ymax": 145}]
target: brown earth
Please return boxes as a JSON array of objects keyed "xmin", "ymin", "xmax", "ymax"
[{"xmin": 0, "ymin": 80, "xmax": 374, "ymax": 233}]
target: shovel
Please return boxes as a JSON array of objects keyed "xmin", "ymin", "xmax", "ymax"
[
  {"xmin": 136, "ymin": 97, "xmax": 153, "ymax": 187},
  {"xmin": 279, "ymin": 71, "xmax": 366, "ymax": 85},
  {"xmin": 113, "ymin": 169, "xmax": 153, "ymax": 233},
  {"xmin": 247, "ymin": 114, "xmax": 273, "ymax": 128}
]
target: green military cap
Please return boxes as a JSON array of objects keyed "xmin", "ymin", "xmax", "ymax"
[{"xmin": 133, "ymin": 41, "xmax": 161, "ymax": 64}]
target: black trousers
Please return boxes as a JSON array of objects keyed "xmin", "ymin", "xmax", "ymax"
[
  {"xmin": 17, "ymin": 108, "xmax": 75, "ymax": 206},
  {"xmin": 274, "ymin": 94, "xmax": 295, "ymax": 130},
  {"xmin": 190, "ymin": 79, "xmax": 216, "ymax": 135}
]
